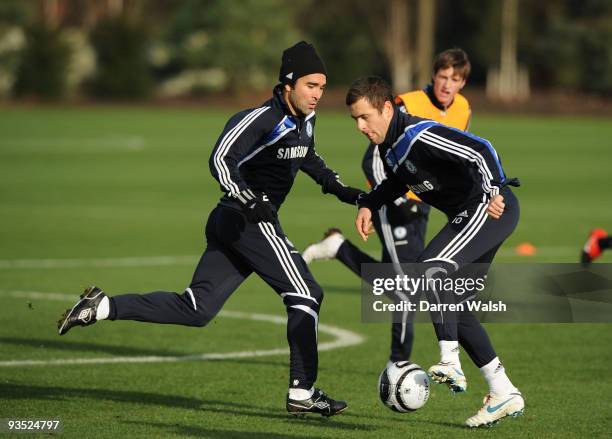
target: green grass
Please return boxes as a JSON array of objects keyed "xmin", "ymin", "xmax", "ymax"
[{"xmin": 0, "ymin": 106, "xmax": 611, "ymax": 438}]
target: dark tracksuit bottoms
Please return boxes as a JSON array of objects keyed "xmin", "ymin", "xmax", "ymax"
[
  {"xmin": 335, "ymin": 205, "xmax": 428, "ymax": 362},
  {"xmin": 108, "ymin": 205, "xmax": 322, "ymax": 390},
  {"xmin": 417, "ymin": 188, "xmax": 520, "ymax": 367}
]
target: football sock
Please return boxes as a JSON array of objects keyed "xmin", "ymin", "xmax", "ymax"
[
  {"xmin": 96, "ymin": 296, "xmax": 110, "ymax": 320},
  {"xmin": 325, "ymin": 233, "xmax": 345, "ymax": 257},
  {"xmin": 288, "ymin": 387, "xmax": 314, "ymax": 400},
  {"xmin": 439, "ymin": 340, "xmax": 460, "ymax": 365},
  {"xmin": 480, "ymin": 356, "xmax": 517, "ymax": 396}
]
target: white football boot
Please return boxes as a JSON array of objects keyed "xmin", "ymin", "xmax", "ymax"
[
  {"xmin": 465, "ymin": 391, "xmax": 525, "ymax": 427},
  {"xmin": 428, "ymin": 362, "xmax": 467, "ymax": 393},
  {"xmin": 302, "ymin": 228, "xmax": 345, "ymax": 264}
]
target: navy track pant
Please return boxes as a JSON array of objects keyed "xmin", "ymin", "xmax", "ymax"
[
  {"xmin": 110, "ymin": 205, "xmax": 322, "ymax": 390},
  {"xmin": 417, "ymin": 188, "xmax": 520, "ymax": 367},
  {"xmin": 335, "ymin": 202, "xmax": 429, "ymax": 362}
]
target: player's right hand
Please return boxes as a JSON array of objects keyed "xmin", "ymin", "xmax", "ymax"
[
  {"xmin": 234, "ymin": 190, "xmax": 277, "ymax": 223},
  {"xmin": 356, "ymin": 207, "xmax": 373, "ymax": 241}
]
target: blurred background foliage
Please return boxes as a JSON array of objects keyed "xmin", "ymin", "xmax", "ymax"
[{"xmin": 0, "ymin": 0, "xmax": 610, "ymax": 101}]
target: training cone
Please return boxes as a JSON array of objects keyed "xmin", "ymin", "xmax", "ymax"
[{"xmin": 516, "ymin": 242, "xmax": 536, "ymax": 256}]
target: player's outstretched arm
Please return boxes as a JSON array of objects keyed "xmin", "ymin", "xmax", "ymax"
[{"xmin": 300, "ymin": 147, "xmax": 364, "ymax": 205}]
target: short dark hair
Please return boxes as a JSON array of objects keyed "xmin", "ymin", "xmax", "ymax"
[
  {"xmin": 433, "ymin": 48, "xmax": 471, "ymax": 80},
  {"xmin": 345, "ymin": 76, "xmax": 394, "ymax": 112}
]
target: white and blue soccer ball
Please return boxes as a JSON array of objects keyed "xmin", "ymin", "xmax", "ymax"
[{"xmin": 378, "ymin": 361, "xmax": 430, "ymax": 412}]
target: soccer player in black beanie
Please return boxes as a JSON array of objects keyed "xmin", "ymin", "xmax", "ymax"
[
  {"xmin": 279, "ymin": 41, "xmax": 327, "ymax": 86},
  {"xmin": 57, "ymin": 42, "xmax": 363, "ymax": 417}
]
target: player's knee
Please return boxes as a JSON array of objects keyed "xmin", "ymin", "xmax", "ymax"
[
  {"xmin": 282, "ymin": 291, "xmax": 322, "ymax": 312},
  {"xmin": 419, "ymin": 260, "xmax": 457, "ymax": 279},
  {"xmin": 187, "ymin": 308, "xmax": 215, "ymax": 327},
  {"xmin": 181, "ymin": 288, "xmax": 216, "ymax": 327},
  {"xmin": 308, "ymin": 281, "xmax": 324, "ymax": 303}
]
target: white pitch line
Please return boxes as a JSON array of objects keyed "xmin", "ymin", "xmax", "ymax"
[
  {"xmin": 0, "ymin": 290, "xmax": 365, "ymax": 367},
  {"xmin": 0, "ymin": 255, "xmax": 198, "ymax": 269}
]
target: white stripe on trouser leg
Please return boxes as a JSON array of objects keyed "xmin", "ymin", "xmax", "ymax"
[
  {"xmin": 422, "ymin": 207, "xmax": 488, "ymax": 323},
  {"xmin": 379, "ymin": 205, "xmax": 409, "ymax": 343},
  {"xmin": 280, "ymin": 292, "xmax": 319, "ymax": 306},
  {"xmin": 257, "ymin": 223, "xmax": 307, "ymax": 296},
  {"xmin": 261, "ymin": 222, "xmax": 310, "ymax": 296},
  {"xmin": 379, "ymin": 206, "xmax": 402, "ymax": 271},
  {"xmin": 260, "ymin": 222, "xmax": 310, "ymax": 296},
  {"xmin": 422, "ymin": 257, "xmax": 459, "ymax": 270},
  {"xmin": 290, "ymin": 305, "xmax": 319, "ymax": 343},
  {"xmin": 258, "ymin": 222, "xmax": 310, "ymax": 297},
  {"xmin": 185, "ymin": 288, "xmax": 197, "ymax": 310},
  {"xmin": 445, "ymin": 208, "xmax": 489, "ymax": 260},
  {"xmin": 434, "ymin": 203, "xmax": 487, "ymax": 260},
  {"xmin": 425, "ymin": 266, "xmax": 448, "ymax": 324},
  {"xmin": 439, "ymin": 203, "xmax": 488, "ymax": 260},
  {"xmin": 372, "ymin": 146, "xmax": 387, "ymax": 185},
  {"xmin": 442, "ymin": 203, "xmax": 488, "ymax": 258}
]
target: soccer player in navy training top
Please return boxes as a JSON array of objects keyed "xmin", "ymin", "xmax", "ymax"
[
  {"xmin": 348, "ymin": 76, "xmax": 524, "ymax": 427},
  {"xmin": 303, "ymin": 49, "xmax": 473, "ymax": 368},
  {"xmin": 57, "ymin": 42, "xmax": 364, "ymax": 417}
]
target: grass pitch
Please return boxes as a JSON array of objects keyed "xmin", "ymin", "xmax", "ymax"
[{"xmin": 0, "ymin": 106, "xmax": 611, "ymax": 438}]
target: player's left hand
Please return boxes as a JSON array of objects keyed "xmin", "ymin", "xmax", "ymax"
[
  {"xmin": 487, "ymin": 194, "xmax": 505, "ymax": 219},
  {"xmin": 356, "ymin": 207, "xmax": 374, "ymax": 241}
]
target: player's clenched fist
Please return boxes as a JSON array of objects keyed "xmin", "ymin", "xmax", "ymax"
[{"xmin": 487, "ymin": 194, "xmax": 505, "ymax": 219}]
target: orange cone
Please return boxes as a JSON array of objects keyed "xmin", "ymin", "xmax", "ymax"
[{"xmin": 516, "ymin": 242, "xmax": 536, "ymax": 256}]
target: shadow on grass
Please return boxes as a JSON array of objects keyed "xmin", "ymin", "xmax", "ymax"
[
  {"xmin": 0, "ymin": 383, "xmax": 382, "ymax": 431},
  {"xmin": 124, "ymin": 421, "xmax": 329, "ymax": 438},
  {"xmin": 0, "ymin": 337, "xmax": 187, "ymax": 357}
]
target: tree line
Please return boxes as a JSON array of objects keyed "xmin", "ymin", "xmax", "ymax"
[{"xmin": 0, "ymin": 0, "xmax": 610, "ymax": 100}]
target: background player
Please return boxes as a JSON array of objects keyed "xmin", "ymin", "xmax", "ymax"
[
  {"xmin": 303, "ymin": 49, "xmax": 472, "ymax": 366},
  {"xmin": 57, "ymin": 41, "xmax": 364, "ymax": 417},
  {"xmin": 581, "ymin": 228, "xmax": 611, "ymax": 265}
]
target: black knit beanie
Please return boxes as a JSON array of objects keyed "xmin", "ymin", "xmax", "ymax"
[{"xmin": 278, "ymin": 41, "xmax": 327, "ymax": 84}]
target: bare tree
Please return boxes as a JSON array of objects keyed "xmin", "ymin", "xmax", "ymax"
[
  {"xmin": 416, "ymin": 0, "xmax": 435, "ymax": 87},
  {"xmin": 385, "ymin": 0, "xmax": 412, "ymax": 93},
  {"xmin": 40, "ymin": 0, "xmax": 61, "ymax": 28},
  {"xmin": 107, "ymin": 0, "xmax": 124, "ymax": 16},
  {"xmin": 500, "ymin": 0, "xmax": 518, "ymax": 98},
  {"xmin": 487, "ymin": 0, "xmax": 529, "ymax": 101}
]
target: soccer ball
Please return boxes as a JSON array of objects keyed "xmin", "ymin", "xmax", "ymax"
[{"xmin": 378, "ymin": 361, "xmax": 430, "ymax": 412}]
